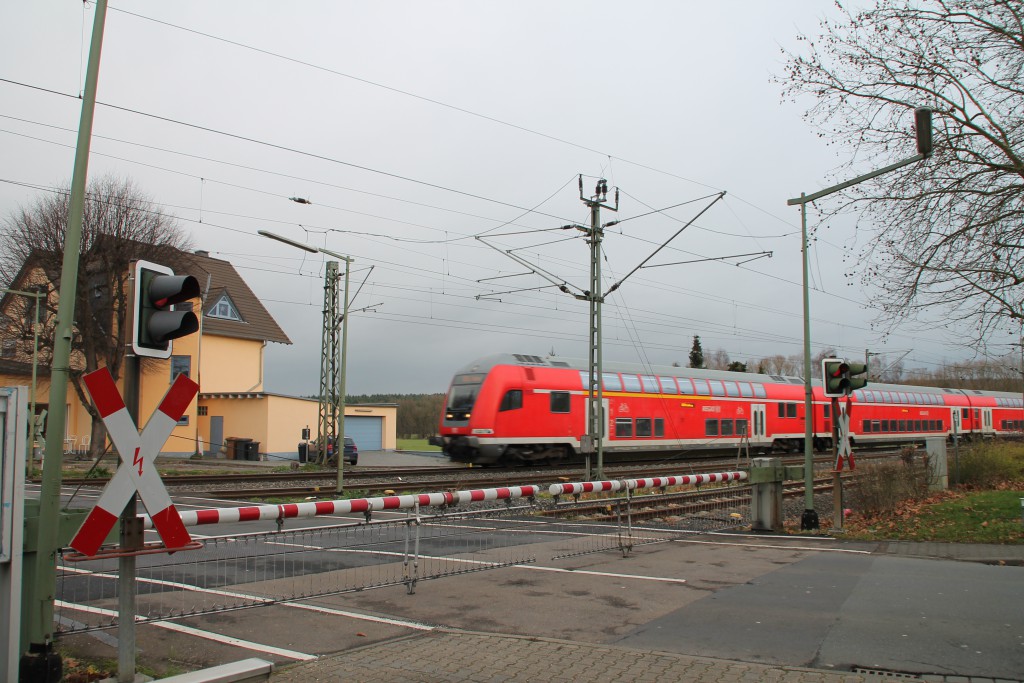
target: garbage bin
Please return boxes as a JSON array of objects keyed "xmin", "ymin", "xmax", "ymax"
[
  {"xmin": 245, "ymin": 441, "xmax": 260, "ymax": 461},
  {"xmin": 234, "ymin": 438, "xmax": 252, "ymax": 461},
  {"xmin": 298, "ymin": 442, "xmax": 308, "ymax": 463}
]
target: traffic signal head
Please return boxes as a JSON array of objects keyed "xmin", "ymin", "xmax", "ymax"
[
  {"xmin": 132, "ymin": 260, "xmax": 201, "ymax": 359},
  {"xmin": 822, "ymin": 358, "xmax": 868, "ymax": 397},
  {"xmin": 914, "ymin": 107, "xmax": 933, "ymax": 157},
  {"xmin": 844, "ymin": 361, "xmax": 868, "ymax": 392}
]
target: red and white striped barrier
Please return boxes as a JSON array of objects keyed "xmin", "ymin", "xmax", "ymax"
[
  {"xmin": 142, "ymin": 485, "xmax": 541, "ymax": 529},
  {"xmin": 548, "ymin": 471, "xmax": 747, "ymax": 497},
  {"xmin": 70, "ymin": 368, "xmax": 198, "ymax": 556}
]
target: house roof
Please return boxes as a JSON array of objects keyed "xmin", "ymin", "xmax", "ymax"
[{"xmin": 185, "ymin": 251, "xmax": 291, "ymax": 345}]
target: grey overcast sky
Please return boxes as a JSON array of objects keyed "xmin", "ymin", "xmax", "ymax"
[{"xmin": 0, "ymin": 1, "xmax": 986, "ymax": 396}]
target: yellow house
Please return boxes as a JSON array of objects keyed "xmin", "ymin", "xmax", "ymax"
[{"xmin": 0, "ymin": 249, "xmax": 396, "ymax": 461}]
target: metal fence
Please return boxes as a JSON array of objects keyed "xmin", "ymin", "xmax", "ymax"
[{"xmin": 55, "ymin": 473, "xmax": 750, "ymax": 635}]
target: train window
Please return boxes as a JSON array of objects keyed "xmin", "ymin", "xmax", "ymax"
[
  {"xmin": 723, "ymin": 381, "xmax": 740, "ymax": 397},
  {"xmin": 705, "ymin": 419, "xmax": 719, "ymax": 436},
  {"xmin": 882, "ymin": 392, "xmax": 893, "ymax": 403},
  {"xmin": 786, "ymin": 403, "xmax": 798, "ymax": 418},
  {"xmin": 622, "ymin": 374, "xmax": 642, "ymax": 392},
  {"xmin": 914, "ymin": 420, "xmax": 922, "ymax": 431},
  {"xmin": 602, "ymin": 373, "xmax": 623, "ymax": 391},
  {"xmin": 658, "ymin": 377, "xmax": 679, "ymax": 394},
  {"xmin": 974, "ymin": 409, "xmax": 980, "ymax": 421},
  {"xmin": 863, "ymin": 420, "xmax": 872, "ymax": 432},
  {"xmin": 962, "ymin": 408, "xmax": 969, "ymax": 418},
  {"xmin": 736, "ymin": 419, "xmax": 748, "ymax": 435},
  {"xmin": 678, "ymin": 378, "xmax": 695, "ymax": 394},
  {"xmin": 778, "ymin": 403, "xmax": 785, "ymax": 418},
  {"xmin": 615, "ymin": 418, "xmax": 633, "ymax": 437},
  {"xmin": 898, "ymin": 420, "xmax": 907, "ymax": 432},
  {"xmin": 738, "ymin": 382, "xmax": 753, "ymax": 398},
  {"xmin": 707, "ymin": 381, "xmax": 725, "ymax": 396},
  {"xmin": 636, "ymin": 418, "xmax": 652, "ymax": 437},
  {"xmin": 824, "ymin": 404, "xmax": 831, "ymax": 418},
  {"xmin": 641, "ymin": 376, "xmax": 659, "ymax": 393},
  {"xmin": 550, "ymin": 392, "xmax": 570, "ymax": 413},
  {"xmin": 721, "ymin": 420, "xmax": 734, "ymax": 436},
  {"xmin": 499, "ymin": 390, "xmax": 523, "ymax": 411},
  {"xmin": 692, "ymin": 379, "xmax": 710, "ymax": 395},
  {"xmin": 937, "ymin": 420, "xmax": 943, "ymax": 430},
  {"xmin": 899, "ymin": 392, "xmax": 909, "ymax": 403},
  {"xmin": 753, "ymin": 384, "xmax": 767, "ymax": 399},
  {"xmin": 881, "ymin": 420, "xmax": 890, "ymax": 431},
  {"xmin": 872, "ymin": 420, "xmax": 880, "ymax": 432},
  {"xmin": 654, "ymin": 418, "xmax": 665, "ymax": 437}
]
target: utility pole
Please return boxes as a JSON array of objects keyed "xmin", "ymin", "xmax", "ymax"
[
  {"xmin": 579, "ymin": 177, "xmax": 617, "ymax": 479},
  {"xmin": 318, "ymin": 261, "xmax": 340, "ymax": 468},
  {"xmin": 478, "ymin": 183, "xmax": 729, "ymax": 480}
]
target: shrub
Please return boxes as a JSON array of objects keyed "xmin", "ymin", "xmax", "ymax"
[
  {"xmin": 953, "ymin": 441, "xmax": 1024, "ymax": 488},
  {"xmin": 848, "ymin": 459, "xmax": 931, "ymax": 516}
]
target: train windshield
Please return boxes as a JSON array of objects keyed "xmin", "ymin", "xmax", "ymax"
[{"xmin": 447, "ymin": 373, "xmax": 486, "ymax": 411}]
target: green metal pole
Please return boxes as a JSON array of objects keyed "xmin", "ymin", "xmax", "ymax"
[
  {"xmin": 799, "ymin": 196, "xmax": 818, "ymax": 529},
  {"xmin": 336, "ymin": 259, "xmax": 351, "ymax": 493},
  {"xmin": 24, "ymin": 0, "xmax": 107, "ymax": 675}
]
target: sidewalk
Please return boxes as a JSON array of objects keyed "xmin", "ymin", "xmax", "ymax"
[
  {"xmin": 268, "ymin": 541, "xmax": 1024, "ymax": 683},
  {"xmin": 269, "ymin": 629, "xmax": 991, "ymax": 683}
]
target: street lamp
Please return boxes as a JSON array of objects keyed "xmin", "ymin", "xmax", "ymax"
[
  {"xmin": 259, "ymin": 230, "xmax": 353, "ymax": 493},
  {"xmin": 787, "ymin": 107, "xmax": 932, "ymax": 530}
]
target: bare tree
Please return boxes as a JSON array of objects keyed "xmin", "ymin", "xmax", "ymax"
[
  {"xmin": 0, "ymin": 175, "xmax": 192, "ymax": 456},
  {"xmin": 778, "ymin": 1, "xmax": 1024, "ymax": 347}
]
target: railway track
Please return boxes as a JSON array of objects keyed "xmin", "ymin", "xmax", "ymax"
[{"xmin": 50, "ymin": 451, "xmax": 894, "ymax": 495}]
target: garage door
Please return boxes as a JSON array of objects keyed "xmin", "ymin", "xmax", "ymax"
[{"xmin": 345, "ymin": 416, "xmax": 382, "ymax": 450}]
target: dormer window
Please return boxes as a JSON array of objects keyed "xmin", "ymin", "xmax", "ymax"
[{"xmin": 207, "ymin": 293, "xmax": 243, "ymax": 321}]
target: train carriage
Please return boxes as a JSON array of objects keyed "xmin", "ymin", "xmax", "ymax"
[{"xmin": 431, "ymin": 353, "xmax": 1024, "ymax": 466}]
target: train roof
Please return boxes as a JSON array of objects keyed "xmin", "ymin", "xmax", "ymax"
[{"xmin": 452, "ymin": 353, "xmax": 1020, "ymax": 400}]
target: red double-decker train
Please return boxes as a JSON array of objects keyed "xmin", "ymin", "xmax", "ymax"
[{"xmin": 430, "ymin": 353, "xmax": 1024, "ymax": 466}]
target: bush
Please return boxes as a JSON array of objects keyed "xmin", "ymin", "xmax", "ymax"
[
  {"xmin": 848, "ymin": 458, "xmax": 931, "ymax": 516},
  {"xmin": 953, "ymin": 441, "xmax": 1024, "ymax": 488}
]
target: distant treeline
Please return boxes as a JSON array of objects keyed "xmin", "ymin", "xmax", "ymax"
[{"xmin": 347, "ymin": 393, "xmax": 446, "ymax": 439}]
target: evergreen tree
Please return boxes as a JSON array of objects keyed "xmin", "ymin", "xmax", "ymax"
[{"xmin": 688, "ymin": 335, "xmax": 704, "ymax": 369}]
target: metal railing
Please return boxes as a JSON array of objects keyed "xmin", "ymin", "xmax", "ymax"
[{"xmin": 55, "ymin": 474, "xmax": 751, "ymax": 635}]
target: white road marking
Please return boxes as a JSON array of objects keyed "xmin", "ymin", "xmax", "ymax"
[{"xmin": 54, "ymin": 600, "xmax": 315, "ymax": 661}]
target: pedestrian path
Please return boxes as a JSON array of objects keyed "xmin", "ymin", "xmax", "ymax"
[{"xmin": 270, "ymin": 629, "xmax": 1009, "ymax": 683}]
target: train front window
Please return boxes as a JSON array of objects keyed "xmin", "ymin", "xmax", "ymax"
[{"xmin": 447, "ymin": 373, "xmax": 486, "ymax": 413}]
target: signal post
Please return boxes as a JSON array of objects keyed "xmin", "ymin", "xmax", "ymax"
[{"xmin": 822, "ymin": 359, "xmax": 868, "ymax": 531}]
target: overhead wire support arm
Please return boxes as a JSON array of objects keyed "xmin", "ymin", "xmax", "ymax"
[
  {"xmin": 642, "ymin": 250, "xmax": 773, "ymax": 269},
  {"xmin": 475, "ymin": 235, "xmax": 578, "ymax": 296},
  {"xmin": 606, "ymin": 191, "xmax": 726, "ymax": 294}
]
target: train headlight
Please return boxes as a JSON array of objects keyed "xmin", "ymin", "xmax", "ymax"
[{"xmin": 446, "ymin": 413, "xmax": 454, "ymax": 420}]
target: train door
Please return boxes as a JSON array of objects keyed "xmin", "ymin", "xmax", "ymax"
[
  {"xmin": 952, "ymin": 408, "xmax": 961, "ymax": 438},
  {"xmin": 751, "ymin": 404, "xmax": 767, "ymax": 447},
  {"xmin": 583, "ymin": 398, "xmax": 610, "ymax": 448},
  {"xmin": 981, "ymin": 407, "xmax": 994, "ymax": 435}
]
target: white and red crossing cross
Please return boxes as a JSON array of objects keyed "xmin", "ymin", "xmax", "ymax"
[{"xmin": 70, "ymin": 367, "xmax": 199, "ymax": 557}]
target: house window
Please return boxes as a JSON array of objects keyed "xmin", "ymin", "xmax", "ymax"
[
  {"xmin": 207, "ymin": 293, "xmax": 243, "ymax": 321},
  {"xmin": 550, "ymin": 391, "xmax": 570, "ymax": 413},
  {"xmin": 197, "ymin": 406, "xmax": 208, "ymax": 416},
  {"xmin": 171, "ymin": 355, "xmax": 191, "ymax": 382}
]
